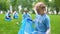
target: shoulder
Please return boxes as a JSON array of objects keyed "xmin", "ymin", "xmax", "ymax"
[
  {"xmin": 35, "ymin": 14, "xmax": 40, "ymax": 19},
  {"xmin": 22, "ymin": 13, "xmax": 26, "ymax": 17},
  {"xmin": 45, "ymin": 14, "xmax": 50, "ymax": 21},
  {"xmin": 27, "ymin": 13, "xmax": 30, "ymax": 15}
]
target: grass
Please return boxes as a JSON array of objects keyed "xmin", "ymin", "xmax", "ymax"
[
  {"xmin": 0, "ymin": 14, "xmax": 60, "ymax": 34},
  {"xmin": 50, "ymin": 15, "xmax": 60, "ymax": 34}
]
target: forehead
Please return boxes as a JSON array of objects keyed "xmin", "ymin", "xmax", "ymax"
[{"xmin": 35, "ymin": 2, "xmax": 45, "ymax": 8}]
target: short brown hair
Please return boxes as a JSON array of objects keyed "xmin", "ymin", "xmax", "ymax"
[{"xmin": 34, "ymin": 2, "xmax": 46, "ymax": 14}]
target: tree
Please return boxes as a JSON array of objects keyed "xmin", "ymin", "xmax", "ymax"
[
  {"xmin": 55, "ymin": 0, "xmax": 60, "ymax": 14},
  {"xmin": 0, "ymin": 0, "xmax": 10, "ymax": 11},
  {"xmin": 10, "ymin": 0, "xmax": 19, "ymax": 11}
]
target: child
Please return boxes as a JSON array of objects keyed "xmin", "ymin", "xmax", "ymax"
[
  {"xmin": 33, "ymin": 2, "xmax": 50, "ymax": 34},
  {"xmin": 13, "ymin": 11, "xmax": 18, "ymax": 19},
  {"xmin": 22, "ymin": 9, "xmax": 31, "ymax": 20},
  {"xmin": 18, "ymin": 9, "xmax": 34, "ymax": 34},
  {"xmin": 5, "ymin": 11, "xmax": 11, "ymax": 21}
]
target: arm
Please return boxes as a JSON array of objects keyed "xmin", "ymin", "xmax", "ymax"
[
  {"xmin": 45, "ymin": 17, "xmax": 51, "ymax": 34},
  {"xmin": 46, "ymin": 28, "xmax": 51, "ymax": 34},
  {"xmin": 6, "ymin": 13, "xmax": 9, "ymax": 18},
  {"xmin": 33, "ymin": 15, "xmax": 39, "ymax": 29},
  {"xmin": 22, "ymin": 14, "xmax": 25, "ymax": 19}
]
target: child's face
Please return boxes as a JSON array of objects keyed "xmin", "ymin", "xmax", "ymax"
[
  {"xmin": 25, "ymin": 11, "xmax": 28, "ymax": 13},
  {"xmin": 38, "ymin": 6, "xmax": 45, "ymax": 15},
  {"xmin": 12, "ymin": 11, "xmax": 16, "ymax": 13},
  {"xmin": 35, "ymin": 2, "xmax": 46, "ymax": 15},
  {"xmin": 24, "ymin": 10, "xmax": 28, "ymax": 13}
]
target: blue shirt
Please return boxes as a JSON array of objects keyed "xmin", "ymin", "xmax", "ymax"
[
  {"xmin": 22, "ymin": 13, "xmax": 31, "ymax": 20},
  {"xmin": 5, "ymin": 13, "xmax": 11, "ymax": 21},
  {"xmin": 5, "ymin": 13, "xmax": 11, "ymax": 18},
  {"xmin": 13, "ymin": 13, "xmax": 18, "ymax": 18},
  {"xmin": 14, "ymin": 13, "xmax": 18, "ymax": 16},
  {"xmin": 35, "ymin": 14, "xmax": 50, "ymax": 32},
  {"xmin": 18, "ymin": 13, "xmax": 34, "ymax": 34},
  {"xmin": 6, "ymin": 13, "xmax": 10, "ymax": 17}
]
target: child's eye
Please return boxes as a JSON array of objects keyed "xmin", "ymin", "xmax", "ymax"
[{"xmin": 41, "ymin": 6, "xmax": 45, "ymax": 9}]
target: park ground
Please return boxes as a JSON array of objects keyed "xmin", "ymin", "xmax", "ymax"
[{"xmin": 0, "ymin": 14, "xmax": 60, "ymax": 34}]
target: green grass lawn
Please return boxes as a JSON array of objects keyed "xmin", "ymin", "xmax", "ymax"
[{"xmin": 0, "ymin": 14, "xmax": 60, "ymax": 34}]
